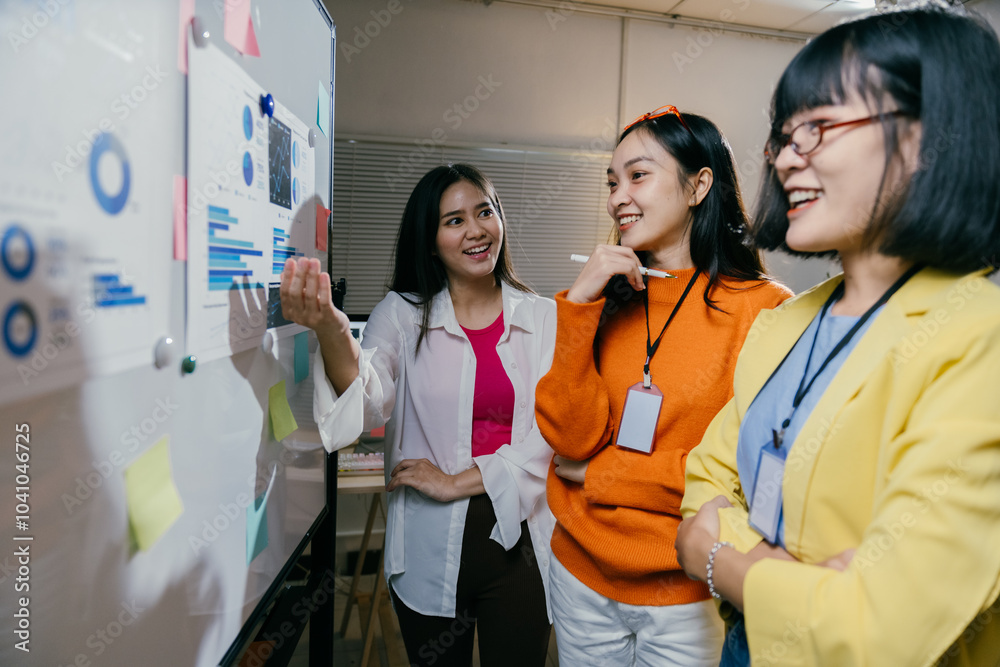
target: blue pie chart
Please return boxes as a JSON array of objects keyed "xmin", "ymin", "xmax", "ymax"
[
  {"xmin": 292, "ymin": 141, "xmax": 299, "ymax": 168},
  {"xmin": 4, "ymin": 301, "xmax": 37, "ymax": 358},
  {"xmin": 243, "ymin": 105, "xmax": 253, "ymax": 140},
  {"xmin": 243, "ymin": 152, "xmax": 253, "ymax": 186},
  {"xmin": 292, "ymin": 177, "xmax": 299, "ymax": 204},
  {"xmin": 1, "ymin": 225, "xmax": 34, "ymax": 282},
  {"xmin": 89, "ymin": 133, "xmax": 131, "ymax": 215}
]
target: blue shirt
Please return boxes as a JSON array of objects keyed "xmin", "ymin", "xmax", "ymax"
[{"xmin": 736, "ymin": 304, "xmax": 879, "ymax": 546}]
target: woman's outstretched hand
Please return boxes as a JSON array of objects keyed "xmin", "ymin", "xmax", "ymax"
[
  {"xmin": 279, "ymin": 257, "xmax": 350, "ymax": 335},
  {"xmin": 566, "ymin": 245, "xmax": 646, "ymax": 304},
  {"xmin": 280, "ymin": 256, "xmax": 359, "ymax": 394}
]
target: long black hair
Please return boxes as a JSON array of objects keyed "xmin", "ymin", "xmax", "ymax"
[
  {"xmin": 753, "ymin": 5, "xmax": 1000, "ymax": 272},
  {"xmin": 389, "ymin": 163, "xmax": 532, "ymax": 350},
  {"xmin": 606, "ymin": 111, "xmax": 768, "ymax": 312}
]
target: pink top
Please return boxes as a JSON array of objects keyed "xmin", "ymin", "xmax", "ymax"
[{"xmin": 461, "ymin": 312, "xmax": 515, "ymax": 458}]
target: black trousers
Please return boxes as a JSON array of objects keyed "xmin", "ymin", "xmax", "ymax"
[{"xmin": 390, "ymin": 493, "xmax": 551, "ymax": 667}]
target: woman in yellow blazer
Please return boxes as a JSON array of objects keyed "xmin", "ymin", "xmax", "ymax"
[{"xmin": 675, "ymin": 5, "xmax": 1000, "ymax": 666}]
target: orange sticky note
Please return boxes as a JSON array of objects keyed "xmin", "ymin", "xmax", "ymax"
[
  {"xmin": 173, "ymin": 175, "xmax": 187, "ymax": 260},
  {"xmin": 315, "ymin": 204, "xmax": 330, "ymax": 252},
  {"xmin": 177, "ymin": 0, "xmax": 195, "ymax": 74}
]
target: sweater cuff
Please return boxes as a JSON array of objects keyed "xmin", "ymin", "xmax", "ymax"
[{"xmin": 553, "ymin": 290, "xmax": 606, "ymax": 352}]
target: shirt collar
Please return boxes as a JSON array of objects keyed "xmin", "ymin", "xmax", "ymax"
[{"xmin": 425, "ymin": 281, "xmax": 536, "ymax": 338}]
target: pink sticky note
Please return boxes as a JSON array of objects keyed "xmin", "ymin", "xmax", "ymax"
[
  {"xmin": 224, "ymin": 0, "xmax": 260, "ymax": 57},
  {"xmin": 243, "ymin": 15, "xmax": 260, "ymax": 57},
  {"xmin": 173, "ymin": 175, "xmax": 187, "ymax": 260},
  {"xmin": 177, "ymin": 0, "xmax": 195, "ymax": 74},
  {"xmin": 315, "ymin": 204, "xmax": 329, "ymax": 252}
]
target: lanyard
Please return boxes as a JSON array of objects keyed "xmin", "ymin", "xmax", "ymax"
[
  {"xmin": 641, "ymin": 270, "xmax": 701, "ymax": 388},
  {"xmin": 771, "ymin": 263, "xmax": 923, "ymax": 448}
]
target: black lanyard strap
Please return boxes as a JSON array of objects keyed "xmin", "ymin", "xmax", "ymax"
[
  {"xmin": 772, "ymin": 263, "xmax": 923, "ymax": 447},
  {"xmin": 642, "ymin": 269, "xmax": 701, "ymax": 387}
]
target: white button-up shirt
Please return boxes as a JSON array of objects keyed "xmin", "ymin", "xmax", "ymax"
[{"xmin": 313, "ymin": 282, "xmax": 557, "ymax": 618}]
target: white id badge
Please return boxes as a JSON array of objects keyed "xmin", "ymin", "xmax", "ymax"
[
  {"xmin": 748, "ymin": 448, "xmax": 785, "ymax": 543},
  {"xmin": 615, "ymin": 382, "xmax": 663, "ymax": 454}
]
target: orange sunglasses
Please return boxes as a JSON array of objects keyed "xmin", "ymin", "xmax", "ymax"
[{"xmin": 623, "ymin": 105, "xmax": 692, "ymax": 134}]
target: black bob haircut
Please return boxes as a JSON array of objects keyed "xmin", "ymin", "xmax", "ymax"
[
  {"xmin": 752, "ymin": 5, "xmax": 1000, "ymax": 273},
  {"xmin": 607, "ymin": 111, "xmax": 769, "ymax": 312},
  {"xmin": 389, "ymin": 163, "xmax": 532, "ymax": 351}
]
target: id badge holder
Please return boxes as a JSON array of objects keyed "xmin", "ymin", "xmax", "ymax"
[
  {"xmin": 615, "ymin": 382, "xmax": 663, "ymax": 454},
  {"xmin": 748, "ymin": 448, "xmax": 785, "ymax": 544}
]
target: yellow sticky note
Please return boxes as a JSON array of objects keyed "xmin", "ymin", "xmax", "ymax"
[
  {"xmin": 124, "ymin": 436, "xmax": 184, "ymax": 552},
  {"xmin": 268, "ymin": 380, "xmax": 298, "ymax": 441}
]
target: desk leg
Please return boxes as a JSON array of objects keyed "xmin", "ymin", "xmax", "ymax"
[
  {"xmin": 360, "ymin": 548, "xmax": 386, "ymax": 667},
  {"xmin": 340, "ymin": 493, "xmax": 381, "ymax": 637}
]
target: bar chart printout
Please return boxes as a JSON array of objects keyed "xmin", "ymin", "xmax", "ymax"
[
  {"xmin": 207, "ymin": 205, "xmax": 261, "ymax": 291},
  {"xmin": 187, "ymin": 38, "xmax": 316, "ymax": 361}
]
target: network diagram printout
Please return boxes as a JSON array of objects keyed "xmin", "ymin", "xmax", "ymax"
[
  {"xmin": 0, "ymin": 6, "xmax": 174, "ymax": 405},
  {"xmin": 187, "ymin": 39, "xmax": 316, "ymax": 362}
]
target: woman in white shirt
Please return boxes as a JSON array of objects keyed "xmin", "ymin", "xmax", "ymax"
[{"xmin": 280, "ymin": 163, "xmax": 556, "ymax": 666}]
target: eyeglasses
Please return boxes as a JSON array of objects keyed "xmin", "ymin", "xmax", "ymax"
[
  {"xmin": 764, "ymin": 110, "xmax": 906, "ymax": 164},
  {"xmin": 623, "ymin": 105, "xmax": 692, "ymax": 134}
]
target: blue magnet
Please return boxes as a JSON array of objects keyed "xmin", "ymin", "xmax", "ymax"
[{"xmin": 259, "ymin": 93, "xmax": 274, "ymax": 118}]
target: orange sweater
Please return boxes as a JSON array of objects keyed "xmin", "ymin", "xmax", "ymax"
[{"xmin": 536, "ymin": 268, "xmax": 792, "ymax": 606}]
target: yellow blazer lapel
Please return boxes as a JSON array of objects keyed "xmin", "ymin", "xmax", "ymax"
[
  {"xmin": 780, "ymin": 268, "xmax": 953, "ymax": 550},
  {"xmin": 736, "ymin": 276, "xmax": 843, "ymax": 414}
]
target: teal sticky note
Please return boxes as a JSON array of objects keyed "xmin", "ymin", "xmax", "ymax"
[
  {"xmin": 247, "ymin": 467, "xmax": 276, "ymax": 565},
  {"xmin": 317, "ymin": 81, "xmax": 330, "ymax": 137},
  {"xmin": 294, "ymin": 332, "xmax": 309, "ymax": 383}
]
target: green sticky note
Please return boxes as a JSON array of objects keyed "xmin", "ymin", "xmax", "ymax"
[
  {"xmin": 124, "ymin": 436, "xmax": 184, "ymax": 552},
  {"xmin": 268, "ymin": 380, "xmax": 298, "ymax": 441},
  {"xmin": 294, "ymin": 332, "xmax": 309, "ymax": 384},
  {"xmin": 317, "ymin": 81, "xmax": 330, "ymax": 137},
  {"xmin": 246, "ymin": 488, "xmax": 270, "ymax": 565}
]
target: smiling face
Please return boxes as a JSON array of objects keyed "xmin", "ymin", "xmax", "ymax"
[
  {"xmin": 772, "ymin": 94, "xmax": 921, "ymax": 256},
  {"xmin": 434, "ymin": 179, "xmax": 503, "ymax": 287},
  {"xmin": 607, "ymin": 129, "xmax": 697, "ymax": 267}
]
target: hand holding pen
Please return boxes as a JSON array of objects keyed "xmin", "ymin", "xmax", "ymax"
[{"xmin": 565, "ymin": 246, "xmax": 676, "ymax": 304}]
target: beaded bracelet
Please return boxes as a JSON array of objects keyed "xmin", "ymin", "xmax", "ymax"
[{"xmin": 706, "ymin": 541, "xmax": 733, "ymax": 600}]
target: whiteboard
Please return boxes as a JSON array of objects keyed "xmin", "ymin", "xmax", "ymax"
[{"xmin": 0, "ymin": 0, "xmax": 334, "ymax": 665}]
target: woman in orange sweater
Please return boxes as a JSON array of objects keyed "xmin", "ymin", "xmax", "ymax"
[{"xmin": 535, "ymin": 108, "xmax": 791, "ymax": 665}]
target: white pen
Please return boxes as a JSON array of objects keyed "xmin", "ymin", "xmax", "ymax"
[{"xmin": 569, "ymin": 254, "xmax": 677, "ymax": 279}]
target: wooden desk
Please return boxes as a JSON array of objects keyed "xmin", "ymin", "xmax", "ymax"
[{"xmin": 337, "ymin": 472, "xmax": 386, "ymax": 667}]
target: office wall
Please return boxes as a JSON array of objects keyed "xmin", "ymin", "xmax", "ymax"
[{"xmin": 323, "ymin": 0, "xmax": 841, "ymax": 291}]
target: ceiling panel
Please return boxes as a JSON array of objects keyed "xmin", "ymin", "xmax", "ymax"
[{"xmin": 534, "ymin": 0, "xmax": 877, "ymax": 34}]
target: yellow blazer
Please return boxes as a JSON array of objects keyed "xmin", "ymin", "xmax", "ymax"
[{"xmin": 682, "ymin": 268, "xmax": 1000, "ymax": 666}]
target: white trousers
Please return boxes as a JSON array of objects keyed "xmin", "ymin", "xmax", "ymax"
[{"xmin": 550, "ymin": 555, "xmax": 724, "ymax": 667}]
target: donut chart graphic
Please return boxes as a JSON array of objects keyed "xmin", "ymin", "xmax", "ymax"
[
  {"xmin": 292, "ymin": 141, "xmax": 299, "ymax": 168},
  {"xmin": 1, "ymin": 225, "xmax": 34, "ymax": 282},
  {"xmin": 243, "ymin": 105, "xmax": 253, "ymax": 140},
  {"xmin": 3, "ymin": 301, "xmax": 37, "ymax": 358},
  {"xmin": 292, "ymin": 177, "xmax": 299, "ymax": 204},
  {"xmin": 243, "ymin": 151, "xmax": 253, "ymax": 186},
  {"xmin": 89, "ymin": 132, "xmax": 131, "ymax": 215}
]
